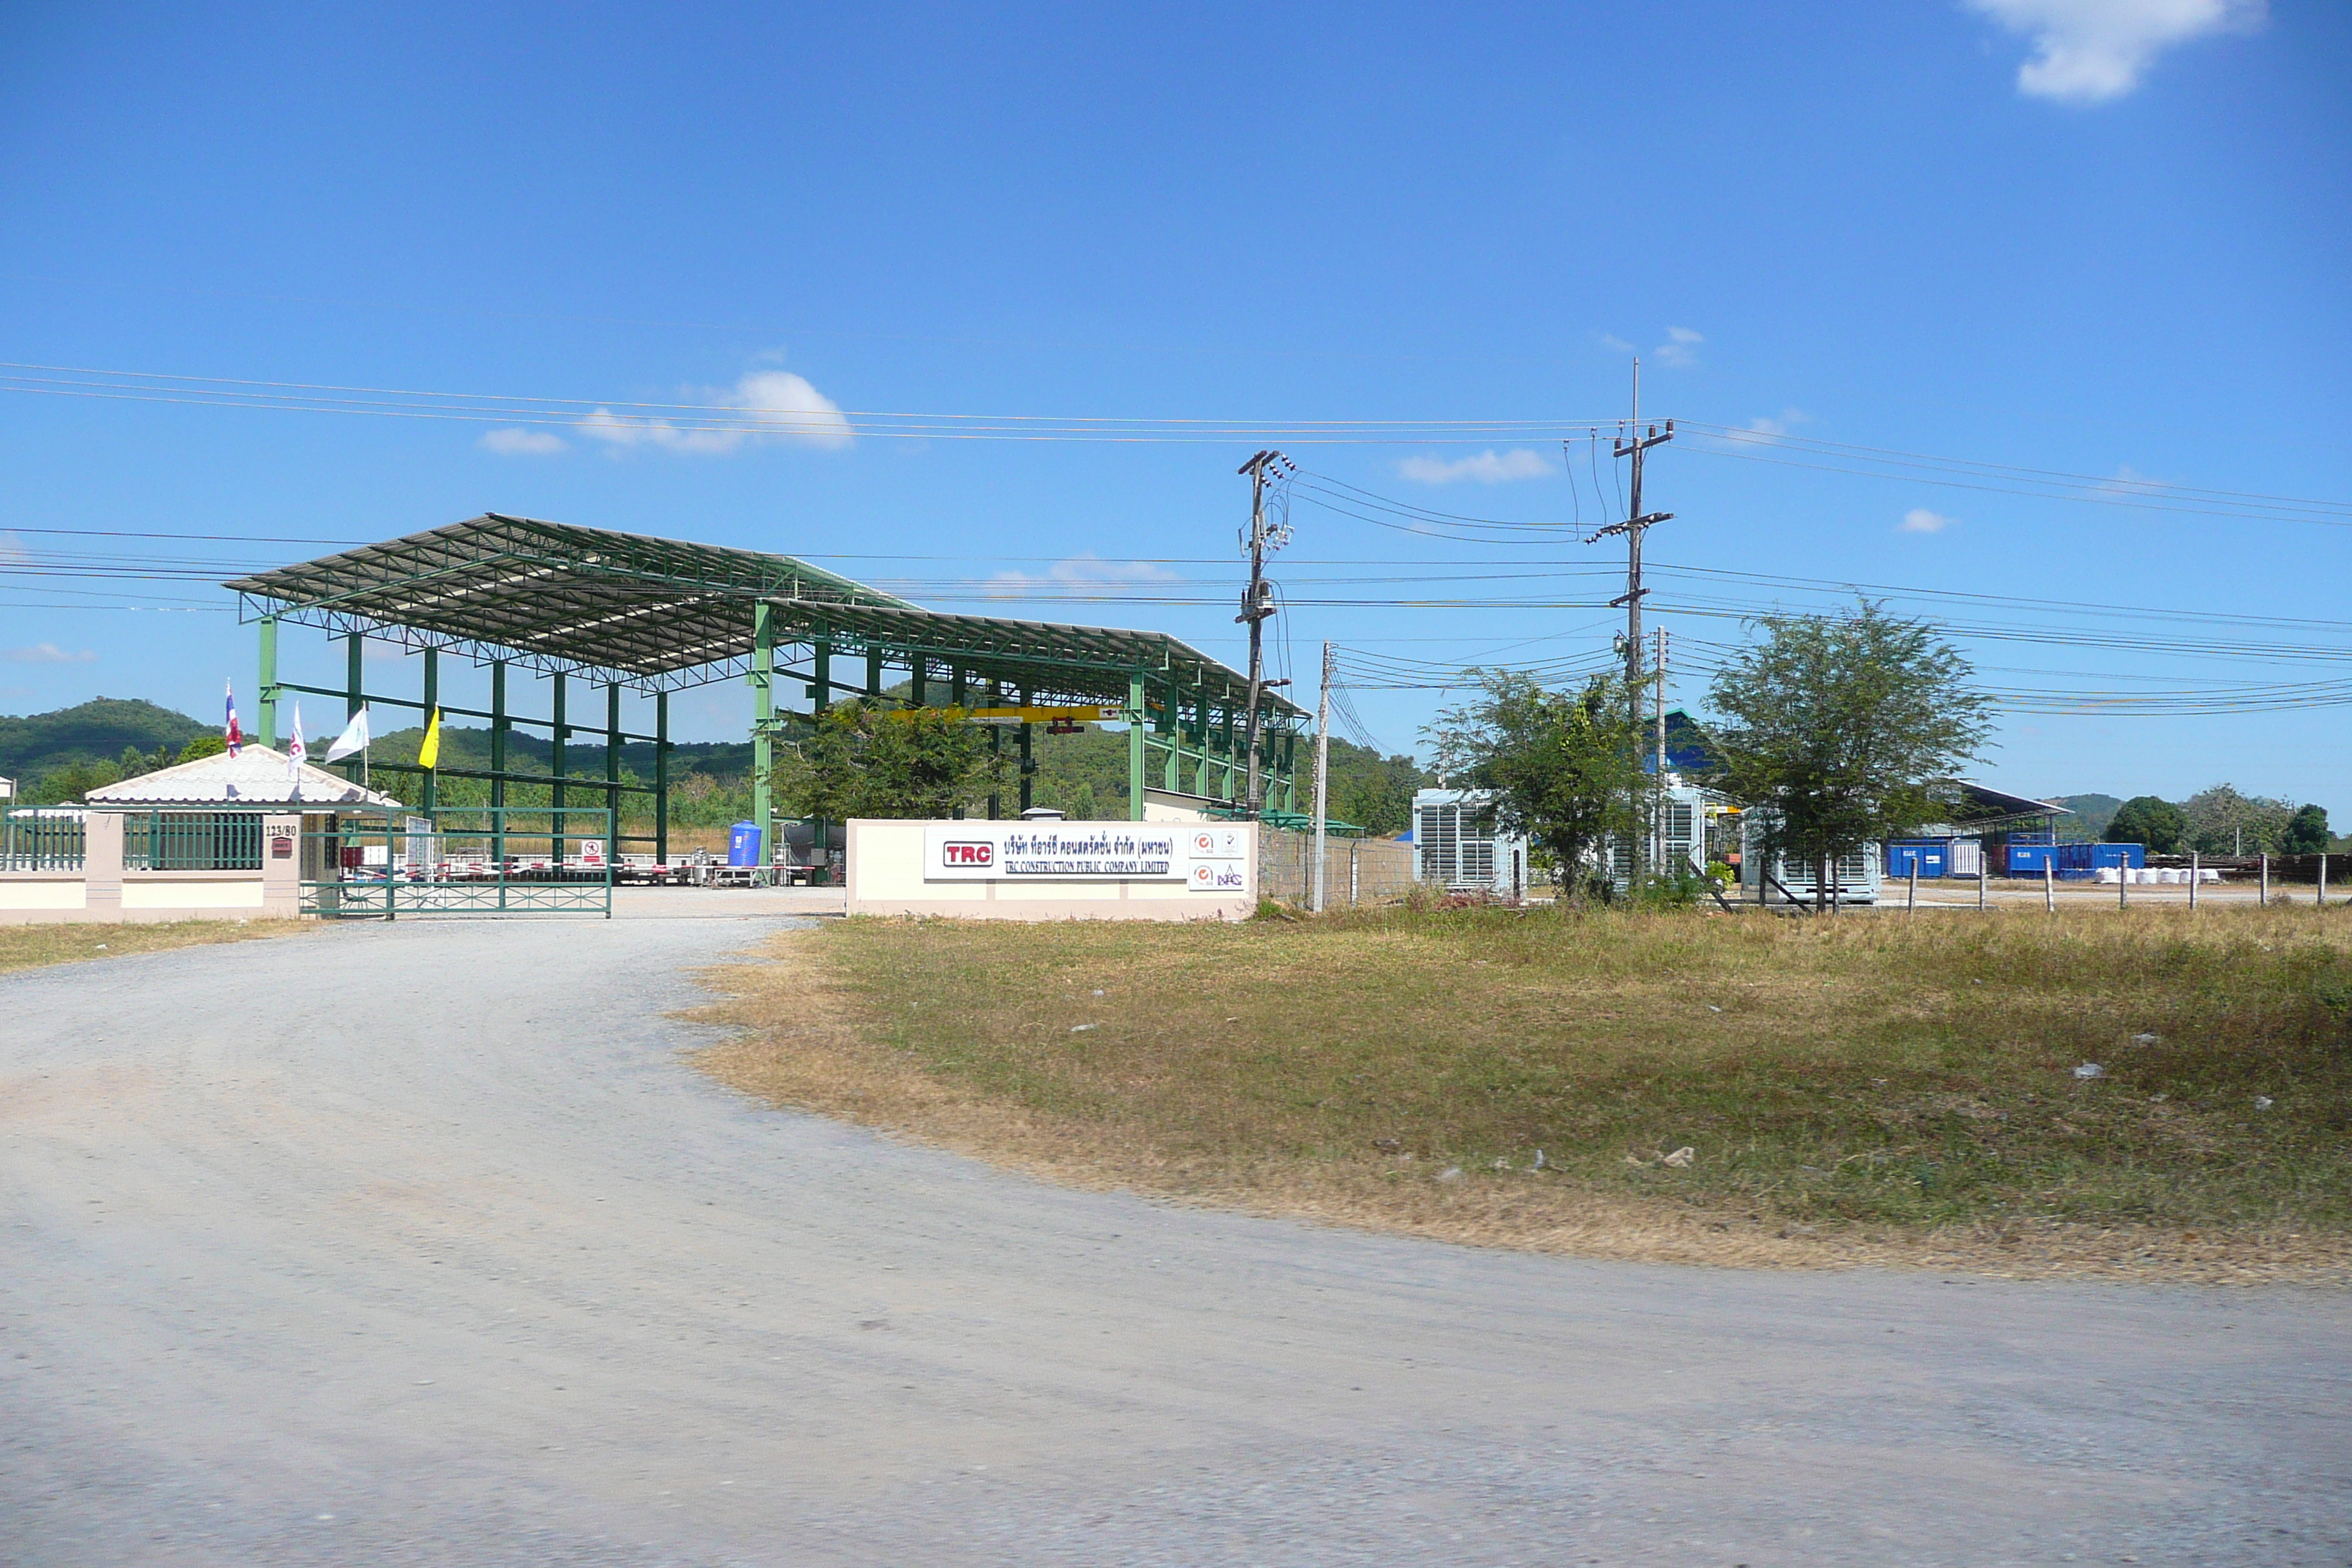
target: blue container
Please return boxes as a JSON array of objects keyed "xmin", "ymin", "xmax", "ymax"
[
  {"xmin": 1886, "ymin": 841, "xmax": 1949, "ymax": 878},
  {"xmin": 2008, "ymin": 842, "xmax": 2059, "ymax": 875},
  {"xmin": 727, "ymin": 821, "xmax": 764, "ymax": 867},
  {"xmin": 2054, "ymin": 841, "xmax": 2145, "ymax": 878}
]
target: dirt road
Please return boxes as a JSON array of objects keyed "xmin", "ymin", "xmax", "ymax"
[{"xmin": 4, "ymin": 913, "xmax": 2345, "ymax": 1565}]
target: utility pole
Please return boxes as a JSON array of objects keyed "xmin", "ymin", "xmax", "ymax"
[
  {"xmin": 1581, "ymin": 361, "xmax": 1673, "ymax": 883},
  {"xmin": 1236, "ymin": 449, "xmax": 1294, "ymax": 816},
  {"xmin": 1313, "ymin": 639, "xmax": 1333, "ymax": 913}
]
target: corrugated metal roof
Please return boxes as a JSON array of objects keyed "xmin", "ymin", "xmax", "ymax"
[
  {"xmin": 222, "ymin": 513, "xmax": 1303, "ymax": 717},
  {"xmin": 83, "ymin": 747, "xmax": 407, "ymax": 810}
]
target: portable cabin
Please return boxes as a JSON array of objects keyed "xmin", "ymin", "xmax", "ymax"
[{"xmin": 1411, "ymin": 788, "xmax": 1531, "ymax": 897}]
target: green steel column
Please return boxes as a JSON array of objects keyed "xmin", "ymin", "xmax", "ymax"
[
  {"xmin": 986, "ymin": 680, "xmax": 1002, "ymax": 820},
  {"xmin": 866, "ymin": 649, "xmax": 883, "ymax": 698},
  {"xmin": 1281, "ymin": 731, "xmax": 1297, "ymax": 813},
  {"xmin": 1128, "ymin": 674, "xmax": 1147, "ymax": 821},
  {"xmin": 1158, "ymin": 681, "xmax": 1179, "ymax": 794},
  {"xmin": 808, "ymin": 626, "xmax": 830, "ymax": 883},
  {"xmin": 344, "ymin": 632, "xmax": 365, "ymax": 784},
  {"xmin": 551, "ymin": 673, "xmax": 568, "ymax": 864},
  {"xmin": 420, "ymin": 649, "xmax": 438, "ymax": 817},
  {"xmin": 1018, "ymin": 722, "xmax": 1033, "ymax": 813},
  {"xmin": 605, "ymin": 681, "xmax": 622, "ymax": 851},
  {"xmin": 1223, "ymin": 709, "xmax": 1242, "ymax": 808},
  {"xmin": 950, "ymin": 666, "xmax": 967, "ymax": 709},
  {"xmin": 751, "ymin": 603, "xmax": 775, "ymax": 867},
  {"xmin": 1189, "ymin": 687, "xmax": 1210, "ymax": 798},
  {"xmin": 490, "ymin": 659, "xmax": 508, "ymax": 875},
  {"xmin": 655, "ymin": 690, "xmax": 670, "ymax": 864},
  {"xmin": 257, "ymin": 615, "xmax": 279, "ymax": 748},
  {"xmin": 909, "ymin": 657, "xmax": 927, "ymax": 708}
]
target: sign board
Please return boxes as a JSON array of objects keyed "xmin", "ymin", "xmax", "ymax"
[
  {"xmin": 578, "ymin": 839, "xmax": 606, "ymax": 867},
  {"xmin": 962, "ymin": 705, "xmax": 1128, "ymax": 728},
  {"xmin": 922, "ymin": 822, "xmax": 1232, "ymax": 883}
]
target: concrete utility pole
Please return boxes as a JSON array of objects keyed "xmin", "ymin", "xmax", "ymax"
[
  {"xmin": 1583, "ymin": 362, "xmax": 1673, "ymax": 883},
  {"xmin": 1312, "ymin": 639, "xmax": 1333, "ymax": 913},
  {"xmin": 1236, "ymin": 450, "xmax": 1294, "ymax": 816}
]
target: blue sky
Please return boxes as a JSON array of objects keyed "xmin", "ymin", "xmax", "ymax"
[{"xmin": 2, "ymin": 1, "xmax": 2345, "ymax": 813}]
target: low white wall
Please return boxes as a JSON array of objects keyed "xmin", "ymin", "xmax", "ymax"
[
  {"xmin": 845, "ymin": 818, "xmax": 1256, "ymax": 921},
  {"xmin": 123, "ymin": 873, "xmax": 268, "ymax": 911},
  {"xmin": 0, "ymin": 874, "xmax": 88, "ymax": 914}
]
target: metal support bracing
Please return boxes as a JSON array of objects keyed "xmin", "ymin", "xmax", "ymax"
[
  {"xmin": 420, "ymin": 648, "xmax": 438, "ymax": 817},
  {"xmin": 751, "ymin": 603, "xmax": 775, "ymax": 871},
  {"xmin": 551, "ymin": 672, "xmax": 568, "ymax": 864},
  {"xmin": 655, "ymin": 691, "xmax": 670, "ymax": 865},
  {"xmin": 257, "ymin": 615, "xmax": 280, "ymax": 747},
  {"xmin": 1128, "ymin": 672, "xmax": 1147, "ymax": 821}
]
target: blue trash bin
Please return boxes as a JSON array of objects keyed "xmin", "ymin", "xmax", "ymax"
[{"xmin": 727, "ymin": 821, "xmax": 763, "ymax": 868}]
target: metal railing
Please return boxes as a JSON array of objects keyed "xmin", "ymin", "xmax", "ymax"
[
  {"xmin": 302, "ymin": 806, "xmax": 612, "ymax": 919},
  {"xmin": 0, "ymin": 808, "xmax": 86, "ymax": 870},
  {"xmin": 124, "ymin": 811, "xmax": 263, "ymax": 871}
]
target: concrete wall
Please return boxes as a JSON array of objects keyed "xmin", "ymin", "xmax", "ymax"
[{"xmin": 845, "ymin": 818, "xmax": 1256, "ymax": 921}]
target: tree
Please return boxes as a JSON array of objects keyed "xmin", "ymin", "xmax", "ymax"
[
  {"xmin": 176, "ymin": 734, "xmax": 228, "ymax": 765},
  {"xmin": 1427, "ymin": 669, "xmax": 1645, "ymax": 901},
  {"xmin": 1705, "ymin": 603, "xmax": 1991, "ymax": 911},
  {"xmin": 775, "ymin": 701, "xmax": 996, "ymax": 821},
  {"xmin": 2181, "ymin": 783, "xmax": 2293, "ymax": 855},
  {"xmin": 2105, "ymin": 795, "xmax": 2186, "ymax": 853},
  {"xmin": 2281, "ymin": 803, "xmax": 2330, "ymax": 855}
]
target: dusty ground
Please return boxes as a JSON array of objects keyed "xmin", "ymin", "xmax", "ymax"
[{"xmin": 3, "ymin": 910, "xmax": 2347, "ymax": 1565}]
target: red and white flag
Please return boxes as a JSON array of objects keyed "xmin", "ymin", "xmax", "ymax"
[
  {"xmin": 286, "ymin": 702, "xmax": 306, "ymax": 784},
  {"xmin": 224, "ymin": 680, "xmax": 242, "ymax": 757}
]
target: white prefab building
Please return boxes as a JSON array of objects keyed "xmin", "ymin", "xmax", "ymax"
[
  {"xmin": 1412, "ymin": 789, "xmax": 1531, "ymax": 898},
  {"xmin": 1605, "ymin": 779, "xmax": 1716, "ymax": 889},
  {"xmin": 1738, "ymin": 816, "xmax": 1882, "ymax": 907}
]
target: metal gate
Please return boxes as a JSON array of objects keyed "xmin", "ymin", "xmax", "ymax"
[{"xmin": 301, "ymin": 806, "xmax": 613, "ymax": 918}]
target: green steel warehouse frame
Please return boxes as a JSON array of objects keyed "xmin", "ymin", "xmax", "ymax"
[{"xmin": 225, "ymin": 514, "xmax": 1308, "ymax": 859}]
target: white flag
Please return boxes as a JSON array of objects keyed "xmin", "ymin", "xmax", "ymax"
[
  {"xmin": 287, "ymin": 702, "xmax": 307, "ymax": 783},
  {"xmin": 324, "ymin": 706, "xmax": 372, "ymax": 765}
]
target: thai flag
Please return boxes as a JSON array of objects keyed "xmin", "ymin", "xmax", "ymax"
[{"xmin": 225, "ymin": 679, "xmax": 243, "ymax": 757}]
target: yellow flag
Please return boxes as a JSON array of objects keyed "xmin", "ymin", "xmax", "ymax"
[{"xmin": 417, "ymin": 707, "xmax": 442, "ymax": 770}]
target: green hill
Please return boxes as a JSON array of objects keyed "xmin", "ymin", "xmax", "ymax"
[
  {"xmin": 2055, "ymin": 793, "xmax": 2124, "ymax": 842},
  {"xmin": 0, "ymin": 698, "xmax": 211, "ymax": 783}
]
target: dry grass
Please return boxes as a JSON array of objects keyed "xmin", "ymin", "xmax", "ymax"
[
  {"xmin": 690, "ymin": 905, "xmax": 2352, "ymax": 1284},
  {"xmin": 0, "ymin": 919, "xmax": 304, "ymax": 977}
]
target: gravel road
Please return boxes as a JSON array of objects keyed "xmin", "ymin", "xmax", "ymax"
[{"xmin": 4, "ymin": 912, "xmax": 2346, "ymax": 1567}]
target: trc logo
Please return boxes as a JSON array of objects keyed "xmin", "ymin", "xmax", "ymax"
[{"xmin": 941, "ymin": 841, "xmax": 995, "ymax": 867}]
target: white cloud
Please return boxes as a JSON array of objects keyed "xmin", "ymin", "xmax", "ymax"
[
  {"xmin": 1967, "ymin": 0, "xmax": 2265, "ymax": 103},
  {"xmin": 1654, "ymin": 326, "xmax": 1705, "ymax": 369},
  {"xmin": 1727, "ymin": 407, "xmax": 1811, "ymax": 445},
  {"xmin": 579, "ymin": 369, "xmax": 853, "ymax": 455},
  {"xmin": 1599, "ymin": 334, "xmax": 1638, "ymax": 355},
  {"xmin": 479, "ymin": 426, "xmax": 567, "ymax": 456},
  {"xmin": 1397, "ymin": 448, "xmax": 1555, "ymax": 485},
  {"xmin": 1901, "ymin": 508, "xmax": 1955, "ymax": 533},
  {"xmin": 4, "ymin": 642, "xmax": 97, "ymax": 663},
  {"xmin": 984, "ymin": 553, "xmax": 1182, "ymax": 600}
]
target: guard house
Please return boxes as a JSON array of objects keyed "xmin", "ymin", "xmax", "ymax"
[{"xmin": 222, "ymin": 516, "xmax": 1311, "ymax": 875}]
